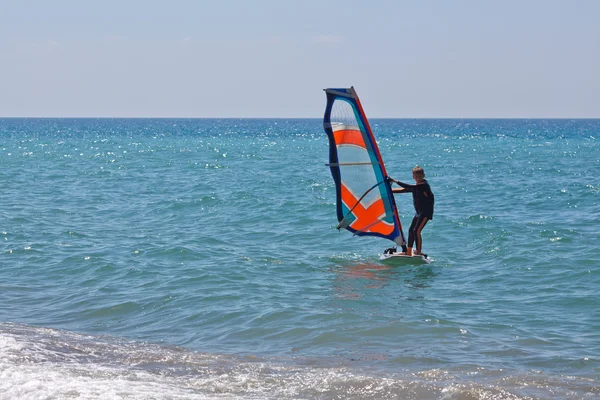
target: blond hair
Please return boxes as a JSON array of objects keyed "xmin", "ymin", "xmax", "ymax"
[{"xmin": 412, "ymin": 165, "xmax": 425, "ymax": 180}]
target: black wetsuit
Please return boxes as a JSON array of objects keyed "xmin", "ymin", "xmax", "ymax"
[{"xmin": 396, "ymin": 179, "xmax": 434, "ymax": 253}]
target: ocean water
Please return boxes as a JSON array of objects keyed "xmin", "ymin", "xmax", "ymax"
[{"xmin": 1, "ymin": 117, "xmax": 599, "ymax": 399}]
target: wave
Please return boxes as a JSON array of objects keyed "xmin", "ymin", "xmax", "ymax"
[{"xmin": 1, "ymin": 323, "xmax": 598, "ymax": 400}]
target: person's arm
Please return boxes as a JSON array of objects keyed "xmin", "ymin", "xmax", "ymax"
[
  {"xmin": 393, "ymin": 180, "xmax": 415, "ymax": 191},
  {"xmin": 389, "ymin": 177, "xmax": 414, "ymax": 193}
]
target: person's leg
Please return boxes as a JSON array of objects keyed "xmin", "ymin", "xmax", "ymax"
[
  {"xmin": 406, "ymin": 216, "xmax": 418, "ymax": 256},
  {"xmin": 413, "ymin": 216, "xmax": 429, "ymax": 255}
]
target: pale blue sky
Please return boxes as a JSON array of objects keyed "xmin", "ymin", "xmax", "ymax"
[{"xmin": 1, "ymin": 0, "xmax": 599, "ymax": 117}]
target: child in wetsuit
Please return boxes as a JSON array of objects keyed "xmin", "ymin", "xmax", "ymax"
[{"xmin": 391, "ymin": 166, "xmax": 434, "ymax": 256}]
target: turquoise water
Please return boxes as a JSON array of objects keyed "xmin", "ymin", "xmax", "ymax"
[{"xmin": 1, "ymin": 118, "xmax": 599, "ymax": 399}]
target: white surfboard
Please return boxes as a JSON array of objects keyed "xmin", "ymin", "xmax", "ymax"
[{"xmin": 379, "ymin": 252, "xmax": 431, "ymax": 265}]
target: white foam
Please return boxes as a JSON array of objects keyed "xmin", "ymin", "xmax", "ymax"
[
  {"xmin": 1, "ymin": 362, "xmax": 211, "ymax": 400},
  {"xmin": 0, "ymin": 328, "xmax": 217, "ymax": 399},
  {"xmin": 1, "ymin": 324, "xmax": 597, "ymax": 399}
]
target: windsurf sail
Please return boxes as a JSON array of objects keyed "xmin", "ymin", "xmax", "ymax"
[{"xmin": 323, "ymin": 87, "xmax": 406, "ymax": 247}]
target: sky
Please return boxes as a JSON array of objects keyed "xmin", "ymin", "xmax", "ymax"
[{"xmin": 1, "ymin": 0, "xmax": 599, "ymax": 118}]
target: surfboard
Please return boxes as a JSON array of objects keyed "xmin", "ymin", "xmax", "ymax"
[{"xmin": 379, "ymin": 252, "xmax": 431, "ymax": 265}]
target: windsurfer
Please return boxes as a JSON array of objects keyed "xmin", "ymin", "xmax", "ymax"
[{"xmin": 390, "ymin": 166, "xmax": 434, "ymax": 256}]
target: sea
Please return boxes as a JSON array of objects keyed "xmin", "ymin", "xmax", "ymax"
[{"xmin": 1, "ymin": 118, "xmax": 599, "ymax": 399}]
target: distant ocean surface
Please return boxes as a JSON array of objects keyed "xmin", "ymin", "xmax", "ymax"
[{"xmin": 1, "ymin": 118, "xmax": 599, "ymax": 399}]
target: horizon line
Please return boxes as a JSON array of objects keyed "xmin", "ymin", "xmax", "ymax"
[{"xmin": 2, "ymin": 116, "xmax": 600, "ymax": 120}]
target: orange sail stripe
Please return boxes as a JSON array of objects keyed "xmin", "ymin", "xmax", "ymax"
[
  {"xmin": 349, "ymin": 201, "xmax": 391, "ymax": 234},
  {"xmin": 356, "ymin": 220, "xmax": 394, "ymax": 236},
  {"xmin": 340, "ymin": 185, "xmax": 393, "ymax": 235},
  {"xmin": 333, "ymin": 129, "xmax": 366, "ymax": 148}
]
